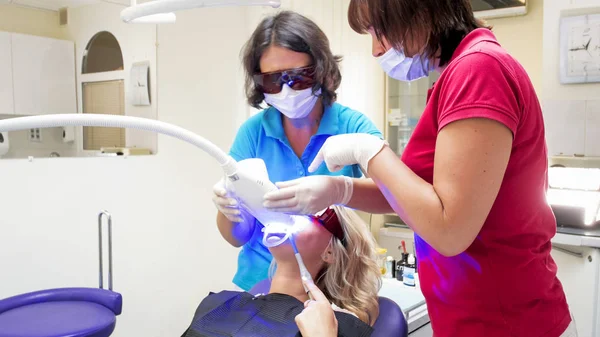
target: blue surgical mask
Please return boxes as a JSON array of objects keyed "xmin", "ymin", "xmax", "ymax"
[{"xmin": 378, "ymin": 48, "xmax": 433, "ymax": 82}]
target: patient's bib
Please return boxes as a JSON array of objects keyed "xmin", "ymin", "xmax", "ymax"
[{"xmin": 182, "ymin": 291, "xmax": 373, "ymax": 337}]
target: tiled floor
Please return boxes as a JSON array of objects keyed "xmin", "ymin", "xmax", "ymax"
[{"xmin": 410, "ymin": 323, "xmax": 433, "ymax": 337}]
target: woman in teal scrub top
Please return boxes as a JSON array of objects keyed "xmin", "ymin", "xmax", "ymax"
[{"xmin": 211, "ymin": 10, "xmax": 382, "ymax": 291}]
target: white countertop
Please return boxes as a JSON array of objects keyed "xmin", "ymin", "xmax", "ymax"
[
  {"xmin": 379, "ymin": 277, "xmax": 426, "ymax": 313},
  {"xmin": 381, "ymin": 226, "xmax": 600, "ymax": 249},
  {"xmin": 552, "ymin": 232, "xmax": 600, "ymax": 248}
]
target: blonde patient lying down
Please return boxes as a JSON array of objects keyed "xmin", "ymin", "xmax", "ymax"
[{"xmin": 181, "ymin": 205, "xmax": 382, "ymax": 337}]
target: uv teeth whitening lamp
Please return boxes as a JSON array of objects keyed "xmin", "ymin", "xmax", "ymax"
[{"xmin": 0, "ymin": 114, "xmax": 315, "ymax": 292}]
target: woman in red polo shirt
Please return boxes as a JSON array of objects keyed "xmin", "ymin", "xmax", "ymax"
[{"xmin": 263, "ymin": 1, "xmax": 576, "ymax": 336}]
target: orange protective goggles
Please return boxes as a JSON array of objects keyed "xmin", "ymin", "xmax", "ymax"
[
  {"xmin": 312, "ymin": 208, "xmax": 346, "ymax": 246},
  {"xmin": 253, "ymin": 66, "xmax": 317, "ymax": 94}
]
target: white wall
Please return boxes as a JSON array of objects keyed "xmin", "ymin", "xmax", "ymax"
[
  {"xmin": 485, "ymin": 0, "xmax": 544, "ymax": 95},
  {"xmin": 63, "ymin": 3, "xmax": 158, "ymax": 154}
]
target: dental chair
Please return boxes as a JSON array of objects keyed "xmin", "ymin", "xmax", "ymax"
[
  {"xmin": 0, "ymin": 211, "xmax": 123, "ymax": 337},
  {"xmin": 249, "ymin": 279, "xmax": 408, "ymax": 337}
]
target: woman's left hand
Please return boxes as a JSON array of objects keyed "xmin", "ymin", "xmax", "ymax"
[
  {"xmin": 308, "ymin": 134, "xmax": 386, "ymax": 173},
  {"xmin": 263, "ymin": 175, "xmax": 352, "ymax": 215},
  {"xmin": 295, "ymin": 280, "xmax": 338, "ymax": 337}
]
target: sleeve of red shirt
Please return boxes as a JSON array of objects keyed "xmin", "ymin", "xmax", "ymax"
[{"xmin": 437, "ymin": 52, "xmax": 521, "ymax": 136}]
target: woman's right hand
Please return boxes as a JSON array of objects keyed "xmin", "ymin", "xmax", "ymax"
[
  {"xmin": 295, "ymin": 280, "xmax": 338, "ymax": 337},
  {"xmin": 212, "ymin": 178, "xmax": 243, "ymax": 223}
]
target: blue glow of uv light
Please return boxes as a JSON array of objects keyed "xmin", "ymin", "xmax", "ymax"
[{"xmin": 262, "ymin": 215, "xmax": 314, "ymax": 247}]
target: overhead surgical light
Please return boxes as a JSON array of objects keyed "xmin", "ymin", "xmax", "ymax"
[
  {"xmin": 121, "ymin": 0, "xmax": 281, "ymax": 24},
  {"xmin": 128, "ymin": 12, "xmax": 176, "ymax": 24}
]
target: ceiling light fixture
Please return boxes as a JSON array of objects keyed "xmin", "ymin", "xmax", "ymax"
[{"xmin": 121, "ymin": 0, "xmax": 281, "ymax": 24}]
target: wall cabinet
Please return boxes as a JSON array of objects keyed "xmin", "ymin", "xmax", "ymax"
[
  {"xmin": 0, "ymin": 31, "xmax": 14, "ymax": 115},
  {"xmin": 9, "ymin": 32, "xmax": 76, "ymax": 116}
]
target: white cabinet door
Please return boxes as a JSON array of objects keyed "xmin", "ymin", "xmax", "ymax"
[
  {"xmin": 0, "ymin": 31, "xmax": 14, "ymax": 115},
  {"xmin": 552, "ymin": 247, "xmax": 600, "ymax": 337},
  {"xmin": 11, "ymin": 33, "xmax": 76, "ymax": 115}
]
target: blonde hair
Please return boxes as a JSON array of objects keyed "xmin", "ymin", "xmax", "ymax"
[
  {"xmin": 270, "ymin": 206, "xmax": 382, "ymax": 325},
  {"xmin": 316, "ymin": 205, "xmax": 381, "ymax": 325}
]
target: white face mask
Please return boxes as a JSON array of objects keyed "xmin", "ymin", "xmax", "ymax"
[
  {"xmin": 378, "ymin": 48, "xmax": 433, "ymax": 82},
  {"xmin": 264, "ymin": 85, "xmax": 321, "ymax": 119}
]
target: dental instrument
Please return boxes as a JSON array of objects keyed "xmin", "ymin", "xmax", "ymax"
[
  {"xmin": 121, "ymin": 0, "xmax": 281, "ymax": 24},
  {"xmin": 0, "ymin": 114, "xmax": 298, "ymax": 237},
  {"xmin": 289, "ymin": 233, "xmax": 314, "ymax": 300}
]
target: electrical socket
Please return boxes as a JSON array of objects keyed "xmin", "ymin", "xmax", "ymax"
[{"xmin": 29, "ymin": 128, "xmax": 42, "ymax": 143}]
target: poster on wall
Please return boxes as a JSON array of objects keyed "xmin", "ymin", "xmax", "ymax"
[{"xmin": 559, "ymin": 13, "xmax": 600, "ymax": 84}]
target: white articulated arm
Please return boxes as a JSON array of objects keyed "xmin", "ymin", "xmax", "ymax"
[{"xmin": 0, "ymin": 113, "xmax": 298, "ymax": 231}]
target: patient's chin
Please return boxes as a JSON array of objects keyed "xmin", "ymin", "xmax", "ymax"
[{"xmin": 268, "ymin": 242, "xmax": 296, "ymax": 262}]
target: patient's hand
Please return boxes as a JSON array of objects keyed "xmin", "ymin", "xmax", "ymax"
[{"xmin": 295, "ymin": 280, "xmax": 338, "ymax": 337}]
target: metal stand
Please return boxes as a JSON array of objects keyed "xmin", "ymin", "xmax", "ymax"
[{"xmin": 98, "ymin": 210, "xmax": 114, "ymax": 291}]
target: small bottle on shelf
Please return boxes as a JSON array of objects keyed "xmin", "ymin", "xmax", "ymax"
[
  {"xmin": 403, "ymin": 254, "xmax": 416, "ymax": 287},
  {"xmin": 384, "ymin": 256, "xmax": 394, "ymax": 278},
  {"xmin": 396, "ymin": 260, "xmax": 404, "ymax": 282},
  {"xmin": 376, "ymin": 248, "xmax": 388, "ymax": 276}
]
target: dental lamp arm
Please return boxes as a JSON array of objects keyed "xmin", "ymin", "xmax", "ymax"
[{"xmin": 0, "ymin": 114, "xmax": 295, "ymax": 236}]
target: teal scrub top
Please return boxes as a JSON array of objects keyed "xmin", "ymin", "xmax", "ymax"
[{"xmin": 228, "ymin": 102, "xmax": 383, "ymax": 291}]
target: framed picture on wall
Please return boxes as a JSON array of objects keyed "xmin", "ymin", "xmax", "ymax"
[{"xmin": 559, "ymin": 13, "xmax": 600, "ymax": 84}]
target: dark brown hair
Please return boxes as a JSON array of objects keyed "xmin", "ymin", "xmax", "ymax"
[
  {"xmin": 241, "ymin": 11, "xmax": 343, "ymax": 109},
  {"xmin": 348, "ymin": 0, "xmax": 491, "ymax": 67}
]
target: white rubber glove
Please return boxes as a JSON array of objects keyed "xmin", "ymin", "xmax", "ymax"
[
  {"xmin": 212, "ymin": 177, "xmax": 243, "ymax": 223},
  {"xmin": 308, "ymin": 134, "xmax": 387, "ymax": 173},
  {"xmin": 263, "ymin": 175, "xmax": 353, "ymax": 215}
]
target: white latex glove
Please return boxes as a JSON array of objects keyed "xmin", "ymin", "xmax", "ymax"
[
  {"xmin": 308, "ymin": 134, "xmax": 387, "ymax": 173},
  {"xmin": 212, "ymin": 177, "xmax": 243, "ymax": 223},
  {"xmin": 263, "ymin": 175, "xmax": 353, "ymax": 215}
]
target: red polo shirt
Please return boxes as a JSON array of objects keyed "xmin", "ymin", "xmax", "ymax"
[{"xmin": 401, "ymin": 28, "xmax": 571, "ymax": 336}]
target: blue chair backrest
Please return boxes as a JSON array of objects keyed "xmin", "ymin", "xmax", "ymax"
[
  {"xmin": 248, "ymin": 280, "xmax": 407, "ymax": 337},
  {"xmin": 372, "ymin": 296, "xmax": 407, "ymax": 337}
]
